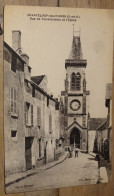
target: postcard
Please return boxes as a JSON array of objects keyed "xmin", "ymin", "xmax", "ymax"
[{"xmin": 4, "ymin": 6, "xmax": 113, "ymax": 193}]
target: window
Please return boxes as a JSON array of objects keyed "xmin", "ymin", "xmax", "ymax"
[
  {"xmin": 11, "ymin": 130, "xmax": 17, "ymax": 141},
  {"xmin": 31, "ymin": 105, "xmax": 33, "ymax": 126},
  {"xmin": 71, "ymin": 73, "xmax": 75, "ymax": 90},
  {"xmin": 71, "ymin": 72, "xmax": 81, "ymax": 91},
  {"xmin": 76, "ymin": 72, "xmax": 81, "ymax": 90},
  {"xmin": 49, "ymin": 114, "xmax": 52, "ymax": 133},
  {"xmin": 39, "ymin": 139, "xmax": 41, "ymax": 158},
  {"xmin": 37, "ymin": 107, "xmax": 41, "ymax": 128},
  {"xmin": 24, "ymin": 102, "xmax": 31, "ymax": 126},
  {"xmin": 32, "ymin": 87, "xmax": 35, "ymax": 97},
  {"xmin": 47, "ymin": 96, "xmax": 49, "ymax": 106},
  {"xmin": 11, "ymin": 87, "xmax": 17, "ymax": 114},
  {"xmin": 11, "ymin": 54, "xmax": 17, "ymax": 72}
]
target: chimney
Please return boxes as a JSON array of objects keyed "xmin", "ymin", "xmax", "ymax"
[{"xmin": 12, "ymin": 30, "xmax": 21, "ymax": 51}]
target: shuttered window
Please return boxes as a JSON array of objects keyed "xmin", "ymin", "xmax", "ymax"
[
  {"xmin": 49, "ymin": 114, "xmax": 52, "ymax": 133},
  {"xmin": 24, "ymin": 102, "xmax": 27, "ymax": 125},
  {"xmin": 11, "ymin": 87, "xmax": 17, "ymax": 113},
  {"xmin": 37, "ymin": 107, "xmax": 41, "ymax": 128},
  {"xmin": 24, "ymin": 102, "xmax": 30, "ymax": 126},
  {"xmin": 31, "ymin": 105, "xmax": 33, "ymax": 126}
]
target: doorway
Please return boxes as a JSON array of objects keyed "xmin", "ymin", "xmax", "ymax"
[
  {"xmin": 70, "ymin": 128, "xmax": 80, "ymax": 148},
  {"xmin": 25, "ymin": 137, "xmax": 34, "ymax": 170}
]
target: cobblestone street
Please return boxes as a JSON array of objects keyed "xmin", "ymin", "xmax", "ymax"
[{"xmin": 6, "ymin": 152, "xmax": 99, "ymax": 193}]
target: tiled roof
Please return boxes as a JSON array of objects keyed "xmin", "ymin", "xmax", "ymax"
[
  {"xmin": 88, "ymin": 118, "xmax": 107, "ymax": 130},
  {"xmin": 31, "ymin": 75, "xmax": 45, "ymax": 85}
]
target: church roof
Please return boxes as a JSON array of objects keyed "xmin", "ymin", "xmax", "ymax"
[
  {"xmin": 69, "ymin": 35, "xmax": 83, "ymax": 60},
  {"xmin": 88, "ymin": 118, "xmax": 107, "ymax": 130},
  {"xmin": 31, "ymin": 75, "xmax": 45, "ymax": 85},
  {"xmin": 96, "ymin": 120, "xmax": 108, "ymax": 131}
]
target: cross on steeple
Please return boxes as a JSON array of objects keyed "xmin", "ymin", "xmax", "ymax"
[{"xmin": 73, "ymin": 24, "xmax": 80, "ymax": 37}]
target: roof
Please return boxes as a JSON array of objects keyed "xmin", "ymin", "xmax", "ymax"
[
  {"xmin": 96, "ymin": 120, "xmax": 108, "ymax": 131},
  {"xmin": 88, "ymin": 118, "xmax": 107, "ymax": 130},
  {"xmin": 4, "ymin": 41, "xmax": 25, "ymax": 64},
  {"xmin": 31, "ymin": 75, "xmax": 45, "ymax": 85},
  {"xmin": 69, "ymin": 35, "xmax": 83, "ymax": 60},
  {"xmin": 25, "ymin": 78, "xmax": 58, "ymax": 103}
]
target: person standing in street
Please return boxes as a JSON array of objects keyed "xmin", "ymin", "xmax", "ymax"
[{"xmin": 75, "ymin": 146, "xmax": 78, "ymax": 157}]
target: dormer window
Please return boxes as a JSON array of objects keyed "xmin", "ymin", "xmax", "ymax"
[{"xmin": 11, "ymin": 54, "xmax": 17, "ymax": 72}]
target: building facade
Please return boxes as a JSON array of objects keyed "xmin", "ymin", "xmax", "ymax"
[
  {"xmin": 93, "ymin": 84, "xmax": 112, "ymax": 160},
  {"xmin": 105, "ymin": 83, "xmax": 112, "ymax": 162},
  {"xmin": 4, "ymin": 31, "xmax": 61, "ymax": 176},
  {"xmin": 62, "ymin": 32, "xmax": 90, "ymax": 151},
  {"xmin": 87, "ymin": 117, "xmax": 106, "ymax": 153},
  {"xmin": 4, "ymin": 41, "xmax": 25, "ymax": 175}
]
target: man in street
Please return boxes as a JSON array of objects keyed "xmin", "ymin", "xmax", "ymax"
[{"xmin": 75, "ymin": 146, "xmax": 78, "ymax": 157}]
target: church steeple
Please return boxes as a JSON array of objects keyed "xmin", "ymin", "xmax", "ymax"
[
  {"xmin": 65, "ymin": 26, "xmax": 87, "ymax": 69},
  {"xmin": 69, "ymin": 27, "xmax": 83, "ymax": 60},
  {"xmin": 63, "ymin": 26, "xmax": 90, "ymax": 152}
]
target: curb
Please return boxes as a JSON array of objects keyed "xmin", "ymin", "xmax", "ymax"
[
  {"xmin": 89, "ymin": 153, "xmax": 96, "ymax": 158},
  {"xmin": 5, "ymin": 153, "xmax": 68, "ymax": 188},
  {"xmin": 45, "ymin": 153, "xmax": 68, "ymax": 170},
  {"xmin": 5, "ymin": 171, "xmax": 40, "ymax": 188}
]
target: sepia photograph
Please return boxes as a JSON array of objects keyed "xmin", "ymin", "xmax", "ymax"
[{"xmin": 4, "ymin": 6, "xmax": 113, "ymax": 193}]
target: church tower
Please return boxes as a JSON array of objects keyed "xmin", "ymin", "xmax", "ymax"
[{"xmin": 63, "ymin": 29, "xmax": 90, "ymax": 152}]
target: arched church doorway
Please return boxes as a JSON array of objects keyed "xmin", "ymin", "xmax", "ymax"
[{"xmin": 70, "ymin": 128, "xmax": 80, "ymax": 148}]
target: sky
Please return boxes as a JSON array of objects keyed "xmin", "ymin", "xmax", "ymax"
[{"xmin": 4, "ymin": 6, "xmax": 114, "ymax": 118}]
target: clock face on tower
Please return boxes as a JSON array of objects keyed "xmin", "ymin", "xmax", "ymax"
[{"xmin": 70, "ymin": 99, "xmax": 81, "ymax": 111}]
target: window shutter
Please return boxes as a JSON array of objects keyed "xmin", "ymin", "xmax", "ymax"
[
  {"xmin": 37, "ymin": 107, "xmax": 41, "ymax": 127},
  {"xmin": 11, "ymin": 87, "xmax": 13, "ymax": 113},
  {"xmin": 14, "ymin": 88, "xmax": 16, "ymax": 113},
  {"xmin": 11, "ymin": 87, "xmax": 17, "ymax": 113},
  {"xmin": 24, "ymin": 102, "xmax": 27, "ymax": 125},
  {"xmin": 49, "ymin": 114, "xmax": 52, "ymax": 132},
  {"xmin": 31, "ymin": 105, "xmax": 33, "ymax": 126}
]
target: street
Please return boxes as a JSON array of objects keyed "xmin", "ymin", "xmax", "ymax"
[{"xmin": 6, "ymin": 152, "xmax": 99, "ymax": 193}]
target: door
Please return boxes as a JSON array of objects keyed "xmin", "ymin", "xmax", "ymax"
[
  {"xmin": 25, "ymin": 137, "xmax": 33, "ymax": 170},
  {"xmin": 70, "ymin": 128, "xmax": 80, "ymax": 148}
]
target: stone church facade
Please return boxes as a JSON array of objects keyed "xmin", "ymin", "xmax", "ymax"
[{"xmin": 62, "ymin": 32, "xmax": 90, "ymax": 152}]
